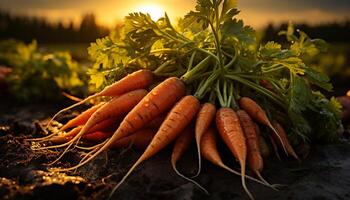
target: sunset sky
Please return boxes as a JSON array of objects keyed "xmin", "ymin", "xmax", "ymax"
[{"xmin": 0, "ymin": 0, "xmax": 350, "ymax": 28}]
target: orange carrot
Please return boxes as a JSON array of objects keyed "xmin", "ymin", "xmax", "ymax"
[
  {"xmin": 271, "ymin": 121, "xmax": 300, "ymax": 161},
  {"xmin": 57, "ymin": 77, "xmax": 186, "ymax": 171},
  {"xmin": 110, "ymin": 129, "xmax": 156, "ymax": 149},
  {"xmin": 171, "ymin": 126, "xmax": 208, "ymax": 194},
  {"xmin": 38, "ymin": 89, "xmax": 148, "ymax": 165},
  {"xmin": 82, "ymin": 131, "xmax": 113, "ymax": 142},
  {"xmin": 216, "ymin": 108, "xmax": 253, "ymax": 200},
  {"xmin": 47, "ymin": 69, "xmax": 153, "ymax": 128},
  {"xmin": 87, "ymin": 118, "xmax": 119, "ymax": 133},
  {"xmin": 107, "ymin": 95, "xmax": 200, "ymax": 198},
  {"xmin": 50, "ymin": 126, "xmax": 82, "ymax": 144},
  {"xmin": 60, "ymin": 102, "xmax": 105, "ymax": 131},
  {"xmin": 239, "ymin": 97, "xmax": 287, "ymax": 154},
  {"xmin": 144, "ymin": 114, "xmax": 166, "ymax": 129},
  {"xmin": 237, "ymin": 110, "xmax": 274, "ymax": 188},
  {"xmin": 194, "ymin": 103, "xmax": 216, "ymax": 177},
  {"xmin": 50, "ymin": 118, "xmax": 118, "ymax": 144},
  {"xmin": 200, "ymin": 127, "xmax": 274, "ymax": 189}
]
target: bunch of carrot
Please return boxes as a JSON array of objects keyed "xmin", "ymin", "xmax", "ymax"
[{"xmin": 30, "ymin": 69, "xmax": 302, "ymax": 200}]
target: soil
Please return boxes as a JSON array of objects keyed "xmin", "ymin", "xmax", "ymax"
[{"xmin": 1, "ymin": 101, "xmax": 350, "ymax": 200}]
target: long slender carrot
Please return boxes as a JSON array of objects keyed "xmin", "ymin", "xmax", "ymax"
[
  {"xmin": 47, "ymin": 69, "xmax": 154, "ymax": 129},
  {"xmin": 239, "ymin": 97, "xmax": 287, "ymax": 154},
  {"xmin": 194, "ymin": 103, "xmax": 216, "ymax": 177},
  {"xmin": 39, "ymin": 89, "xmax": 148, "ymax": 165},
  {"xmin": 200, "ymin": 127, "xmax": 275, "ymax": 188},
  {"xmin": 56, "ymin": 77, "xmax": 186, "ymax": 171},
  {"xmin": 171, "ymin": 126, "xmax": 208, "ymax": 194},
  {"xmin": 60, "ymin": 102, "xmax": 106, "ymax": 131},
  {"xmin": 237, "ymin": 110, "xmax": 275, "ymax": 189},
  {"xmin": 110, "ymin": 129, "xmax": 156, "ymax": 149},
  {"xmin": 216, "ymin": 107, "xmax": 253, "ymax": 200},
  {"xmin": 107, "ymin": 95, "xmax": 200, "ymax": 199},
  {"xmin": 253, "ymin": 123, "xmax": 270, "ymax": 158},
  {"xmin": 271, "ymin": 121, "xmax": 300, "ymax": 161}
]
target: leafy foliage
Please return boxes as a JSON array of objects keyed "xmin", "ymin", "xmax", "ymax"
[
  {"xmin": 87, "ymin": 0, "xmax": 342, "ymax": 144},
  {"xmin": 0, "ymin": 40, "xmax": 86, "ymax": 102}
]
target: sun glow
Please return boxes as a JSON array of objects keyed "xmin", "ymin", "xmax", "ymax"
[{"xmin": 135, "ymin": 4, "xmax": 165, "ymax": 20}]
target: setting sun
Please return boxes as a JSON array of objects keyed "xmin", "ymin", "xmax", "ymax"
[{"xmin": 134, "ymin": 4, "xmax": 165, "ymax": 20}]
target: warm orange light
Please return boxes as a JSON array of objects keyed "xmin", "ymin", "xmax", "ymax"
[{"xmin": 135, "ymin": 4, "xmax": 164, "ymax": 20}]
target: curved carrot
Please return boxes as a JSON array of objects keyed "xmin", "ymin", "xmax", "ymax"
[
  {"xmin": 171, "ymin": 126, "xmax": 208, "ymax": 194},
  {"xmin": 61, "ymin": 102, "xmax": 105, "ymax": 131},
  {"xmin": 237, "ymin": 110, "xmax": 276, "ymax": 189},
  {"xmin": 47, "ymin": 69, "xmax": 153, "ymax": 128},
  {"xmin": 40, "ymin": 89, "xmax": 148, "ymax": 165},
  {"xmin": 200, "ymin": 127, "xmax": 275, "ymax": 189},
  {"xmin": 57, "ymin": 77, "xmax": 186, "ymax": 171},
  {"xmin": 239, "ymin": 97, "xmax": 287, "ymax": 155},
  {"xmin": 216, "ymin": 107, "xmax": 253, "ymax": 200},
  {"xmin": 108, "ymin": 95, "xmax": 200, "ymax": 198},
  {"xmin": 271, "ymin": 121, "xmax": 300, "ymax": 161},
  {"xmin": 110, "ymin": 129, "xmax": 156, "ymax": 149},
  {"xmin": 194, "ymin": 103, "xmax": 216, "ymax": 177}
]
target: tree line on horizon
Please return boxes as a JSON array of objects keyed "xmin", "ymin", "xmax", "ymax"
[
  {"xmin": 0, "ymin": 11, "xmax": 109, "ymax": 44},
  {"xmin": 1, "ymin": 10, "xmax": 350, "ymax": 44}
]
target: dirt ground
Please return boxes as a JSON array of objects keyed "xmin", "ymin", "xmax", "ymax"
[{"xmin": 1, "ymin": 101, "xmax": 350, "ymax": 200}]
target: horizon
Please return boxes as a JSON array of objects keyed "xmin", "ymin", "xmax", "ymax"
[{"xmin": 1, "ymin": 0, "xmax": 350, "ymax": 28}]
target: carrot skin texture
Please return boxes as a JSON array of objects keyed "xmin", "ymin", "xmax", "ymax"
[
  {"xmin": 51, "ymin": 118, "xmax": 118, "ymax": 144},
  {"xmin": 171, "ymin": 126, "xmax": 208, "ymax": 194},
  {"xmin": 237, "ymin": 110, "xmax": 264, "ymax": 173},
  {"xmin": 239, "ymin": 97, "xmax": 287, "ymax": 154},
  {"xmin": 239, "ymin": 97, "xmax": 271, "ymax": 127},
  {"xmin": 82, "ymin": 131, "xmax": 113, "ymax": 142},
  {"xmin": 78, "ymin": 89, "xmax": 148, "ymax": 138},
  {"xmin": 171, "ymin": 126, "xmax": 194, "ymax": 166},
  {"xmin": 144, "ymin": 114, "xmax": 166, "ymax": 129},
  {"xmin": 216, "ymin": 108, "xmax": 247, "ymax": 161},
  {"xmin": 141, "ymin": 95, "xmax": 200, "ymax": 161},
  {"xmin": 47, "ymin": 70, "xmax": 153, "ymax": 128},
  {"xmin": 194, "ymin": 103, "xmax": 216, "ymax": 176},
  {"xmin": 110, "ymin": 129, "xmax": 156, "ymax": 149},
  {"xmin": 200, "ymin": 127, "xmax": 225, "ymax": 166},
  {"xmin": 61, "ymin": 102, "xmax": 105, "ymax": 131},
  {"xmin": 195, "ymin": 103, "xmax": 217, "ymax": 142},
  {"xmin": 108, "ymin": 77, "xmax": 186, "ymax": 142},
  {"xmin": 59, "ymin": 77, "xmax": 187, "ymax": 172},
  {"xmin": 216, "ymin": 108, "xmax": 253, "ymax": 200},
  {"xmin": 51, "ymin": 126, "xmax": 82, "ymax": 144},
  {"xmin": 98, "ymin": 69, "xmax": 153, "ymax": 97},
  {"xmin": 271, "ymin": 121, "xmax": 300, "ymax": 161},
  {"xmin": 87, "ymin": 118, "xmax": 119, "ymax": 133},
  {"xmin": 108, "ymin": 95, "xmax": 200, "ymax": 198}
]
